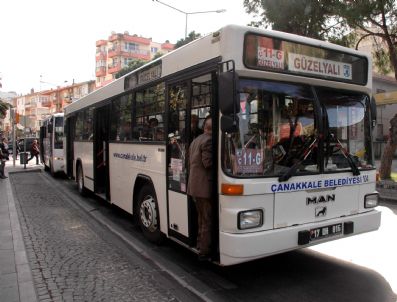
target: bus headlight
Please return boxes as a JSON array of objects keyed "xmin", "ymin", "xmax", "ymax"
[
  {"xmin": 55, "ymin": 157, "xmax": 63, "ymax": 161},
  {"xmin": 364, "ymin": 193, "xmax": 379, "ymax": 208},
  {"xmin": 238, "ymin": 209, "xmax": 263, "ymax": 230}
]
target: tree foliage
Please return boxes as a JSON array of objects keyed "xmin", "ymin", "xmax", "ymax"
[
  {"xmin": 0, "ymin": 99, "xmax": 10, "ymax": 118},
  {"xmin": 243, "ymin": 0, "xmax": 342, "ymax": 40},
  {"xmin": 115, "ymin": 59, "xmax": 146, "ymax": 79},
  {"xmin": 334, "ymin": 0, "xmax": 397, "ymax": 80},
  {"xmin": 174, "ymin": 31, "xmax": 202, "ymax": 49}
]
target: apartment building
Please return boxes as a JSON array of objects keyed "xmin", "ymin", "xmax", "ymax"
[
  {"xmin": 95, "ymin": 31, "xmax": 174, "ymax": 88},
  {"xmin": 13, "ymin": 80, "xmax": 95, "ymax": 135}
]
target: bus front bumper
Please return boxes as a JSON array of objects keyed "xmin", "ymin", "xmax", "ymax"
[{"xmin": 219, "ymin": 209, "xmax": 381, "ymax": 266}]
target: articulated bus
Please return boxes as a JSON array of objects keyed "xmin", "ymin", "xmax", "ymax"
[
  {"xmin": 40, "ymin": 113, "xmax": 65, "ymax": 175},
  {"xmin": 64, "ymin": 25, "xmax": 381, "ymax": 265}
]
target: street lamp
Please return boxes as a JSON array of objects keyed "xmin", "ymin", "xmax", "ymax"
[{"xmin": 153, "ymin": 0, "xmax": 226, "ymax": 38}]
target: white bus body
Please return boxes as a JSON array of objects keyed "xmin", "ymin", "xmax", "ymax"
[
  {"xmin": 64, "ymin": 25, "xmax": 380, "ymax": 266},
  {"xmin": 40, "ymin": 113, "xmax": 65, "ymax": 175}
]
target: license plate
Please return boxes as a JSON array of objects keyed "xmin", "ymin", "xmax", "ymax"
[{"xmin": 310, "ymin": 223, "xmax": 342, "ymax": 241}]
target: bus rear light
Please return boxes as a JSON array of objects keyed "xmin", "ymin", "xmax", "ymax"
[
  {"xmin": 364, "ymin": 193, "xmax": 379, "ymax": 208},
  {"xmin": 221, "ymin": 184, "xmax": 244, "ymax": 195},
  {"xmin": 238, "ymin": 210, "xmax": 263, "ymax": 229}
]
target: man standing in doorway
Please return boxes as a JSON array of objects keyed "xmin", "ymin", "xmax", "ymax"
[{"xmin": 187, "ymin": 116, "xmax": 213, "ymax": 260}]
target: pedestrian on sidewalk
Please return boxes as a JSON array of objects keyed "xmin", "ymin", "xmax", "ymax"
[
  {"xmin": 26, "ymin": 139, "xmax": 40, "ymax": 165},
  {"xmin": 0, "ymin": 137, "xmax": 9, "ymax": 179}
]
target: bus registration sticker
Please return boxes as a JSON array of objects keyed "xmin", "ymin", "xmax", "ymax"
[
  {"xmin": 235, "ymin": 149, "xmax": 263, "ymax": 174},
  {"xmin": 310, "ymin": 223, "xmax": 342, "ymax": 241}
]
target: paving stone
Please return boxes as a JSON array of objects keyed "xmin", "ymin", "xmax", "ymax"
[{"xmin": 10, "ymin": 172, "xmax": 178, "ymax": 302}]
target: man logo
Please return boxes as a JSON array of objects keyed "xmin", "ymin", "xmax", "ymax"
[{"xmin": 315, "ymin": 206, "xmax": 327, "ymax": 217}]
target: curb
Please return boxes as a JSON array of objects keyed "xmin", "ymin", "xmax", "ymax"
[{"xmin": 376, "ymin": 180, "xmax": 397, "ymax": 202}]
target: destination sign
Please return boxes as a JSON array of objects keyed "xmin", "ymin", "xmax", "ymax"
[
  {"xmin": 124, "ymin": 62, "xmax": 162, "ymax": 90},
  {"xmin": 289, "ymin": 53, "xmax": 352, "ymax": 80},
  {"xmin": 244, "ymin": 34, "xmax": 367, "ymax": 85}
]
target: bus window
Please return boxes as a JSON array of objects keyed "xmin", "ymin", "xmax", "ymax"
[{"xmin": 223, "ymin": 79, "xmax": 317, "ymax": 177}]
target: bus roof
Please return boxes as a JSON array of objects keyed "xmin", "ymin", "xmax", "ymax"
[{"xmin": 65, "ymin": 24, "xmax": 371, "ymax": 116}]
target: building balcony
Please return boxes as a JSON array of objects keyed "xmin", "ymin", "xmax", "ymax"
[
  {"xmin": 96, "ymin": 52, "xmax": 107, "ymax": 60},
  {"xmin": 108, "ymin": 47, "xmax": 121, "ymax": 58},
  {"xmin": 108, "ymin": 63, "xmax": 121, "ymax": 74},
  {"xmin": 108, "ymin": 48, "xmax": 150, "ymax": 60},
  {"xmin": 41, "ymin": 100, "xmax": 52, "ymax": 107},
  {"xmin": 96, "ymin": 40, "xmax": 107, "ymax": 47},
  {"xmin": 96, "ymin": 67, "xmax": 106, "ymax": 77}
]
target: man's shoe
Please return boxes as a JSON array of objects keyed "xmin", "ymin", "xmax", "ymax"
[{"xmin": 0, "ymin": 175, "xmax": 7, "ymax": 179}]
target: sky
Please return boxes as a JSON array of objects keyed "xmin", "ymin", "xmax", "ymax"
[{"xmin": 0, "ymin": 0, "xmax": 253, "ymax": 95}]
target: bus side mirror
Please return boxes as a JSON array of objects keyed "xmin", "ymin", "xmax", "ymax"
[
  {"xmin": 48, "ymin": 123, "xmax": 53, "ymax": 133},
  {"xmin": 370, "ymin": 97, "xmax": 377, "ymax": 129},
  {"xmin": 221, "ymin": 115, "xmax": 239, "ymax": 133},
  {"xmin": 218, "ymin": 71, "xmax": 240, "ymax": 115}
]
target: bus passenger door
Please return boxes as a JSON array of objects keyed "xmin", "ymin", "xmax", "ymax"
[
  {"xmin": 94, "ymin": 105, "xmax": 110, "ymax": 200},
  {"xmin": 166, "ymin": 73, "xmax": 214, "ymax": 247},
  {"xmin": 65, "ymin": 116, "xmax": 75, "ymax": 178}
]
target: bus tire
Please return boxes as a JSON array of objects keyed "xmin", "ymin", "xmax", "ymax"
[
  {"xmin": 77, "ymin": 163, "xmax": 87, "ymax": 196},
  {"xmin": 50, "ymin": 160, "xmax": 55, "ymax": 177},
  {"xmin": 137, "ymin": 184, "xmax": 165, "ymax": 244}
]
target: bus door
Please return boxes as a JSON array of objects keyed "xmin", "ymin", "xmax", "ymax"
[
  {"xmin": 94, "ymin": 105, "xmax": 110, "ymax": 199},
  {"xmin": 65, "ymin": 116, "xmax": 75, "ymax": 178},
  {"xmin": 166, "ymin": 73, "xmax": 214, "ymax": 247}
]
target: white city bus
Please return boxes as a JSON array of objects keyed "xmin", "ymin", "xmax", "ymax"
[
  {"xmin": 40, "ymin": 113, "xmax": 64, "ymax": 175},
  {"xmin": 64, "ymin": 25, "xmax": 381, "ymax": 266}
]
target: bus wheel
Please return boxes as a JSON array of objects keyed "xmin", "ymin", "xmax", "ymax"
[
  {"xmin": 77, "ymin": 164, "xmax": 87, "ymax": 196},
  {"xmin": 137, "ymin": 185, "xmax": 164, "ymax": 244},
  {"xmin": 50, "ymin": 160, "xmax": 55, "ymax": 177}
]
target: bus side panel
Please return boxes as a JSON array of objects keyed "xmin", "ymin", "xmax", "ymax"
[
  {"xmin": 43, "ymin": 137, "xmax": 51, "ymax": 168},
  {"xmin": 74, "ymin": 141, "xmax": 94, "ymax": 192},
  {"xmin": 108, "ymin": 143, "xmax": 167, "ymax": 234},
  {"xmin": 52, "ymin": 148, "xmax": 64, "ymax": 173}
]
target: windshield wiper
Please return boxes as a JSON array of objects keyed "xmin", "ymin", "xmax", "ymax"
[
  {"xmin": 331, "ymin": 134, "xmax": 360, "ymax": 176},
  {"xmin": 278, "ymin": 137, "xmax": 318, "ymax": 182}
]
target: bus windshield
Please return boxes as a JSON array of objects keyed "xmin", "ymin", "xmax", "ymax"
[
  {"xmin": 54, "ymin": 116, "xmax": 64, "ymax": 149},
  {"xmin": 222, "ymin": 79, "xmax": 373, "ymax": 178}
]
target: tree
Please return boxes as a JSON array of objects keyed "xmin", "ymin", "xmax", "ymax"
[
  {"xmin": 243, "ymin": 0, "xmax": 397, "ymax": 179},
  {"xmin": 243, "ymin": 0, "xmax": 342, "ymax": 40},
  {"xmin": 0, "ymin": 99, "xmax": 9, "ymax": 119},
  {"xmin": 333, "ymin": 0, "xmax": 397, "ymax": 180},
  {"xmin": 174, "ymin": 31, "xmax": 201, "ymax": 49},
  {"xmin": 335, "ymin": 0, "xmax": 397, "ymax": 79},
  {"xmin": 115, "ymin": 59, "xmax": 146, "ymax": 79},
  {"xmin": 380, "ymin": 114, "xmax": 397, "ymax": 179}
]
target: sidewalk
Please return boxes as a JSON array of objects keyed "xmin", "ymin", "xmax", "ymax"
[
  {"xmin": 375, "ymin": 159, "xmax": 397, "ymax": 201},
  {"xmin": 0, "ymin": 158, "xmax": 42, "ymax": 302}
]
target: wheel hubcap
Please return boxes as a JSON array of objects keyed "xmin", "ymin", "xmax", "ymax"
[{"xmin": 140, "ymin": 196, "xmax": 158, "ymax": 232}]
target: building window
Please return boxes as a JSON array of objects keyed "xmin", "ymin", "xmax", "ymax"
[
  {"xmin": 151, "ymin": 47, "xmax": 158, "ymax": 53},
  {"xmin": 125, "ymin": 42, "xmax": 139, "ymax": 52}
]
